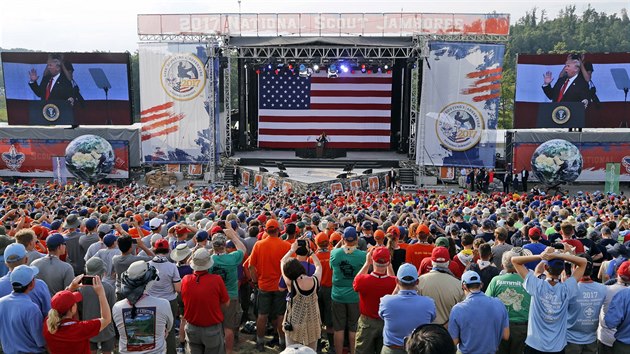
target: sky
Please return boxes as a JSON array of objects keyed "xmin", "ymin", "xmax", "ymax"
[{"xmin": 1, "ymin": 0, "xmax": 628, "ymax": 52}]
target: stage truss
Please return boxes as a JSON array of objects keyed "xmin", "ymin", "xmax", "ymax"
[{"xmin": 138, "ymin": 13, "xmax": 509, "ymax": 181}]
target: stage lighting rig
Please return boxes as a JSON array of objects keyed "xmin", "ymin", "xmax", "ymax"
[{"xmin": 327, "ymin": 64, "xmax": 339, "ymax": 79}]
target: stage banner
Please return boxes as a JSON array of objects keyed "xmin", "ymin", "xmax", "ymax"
[
  {"xmin": 139, "ymin": 43, "xmax": 213, "ymax": 163},
  {"xmin": 513, "ymin": 142, "xmax": 630, "ymax": 182},
  {"xmin": 417, "ymin": 41, "xmax": 504, "ymax": 168},
  {"xmin": 0, "ymin": 139, "xmax": 129, "ymax": 179}
]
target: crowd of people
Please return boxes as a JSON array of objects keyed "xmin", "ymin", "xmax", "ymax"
[{"xmin": 0, "ymin": 179, "xmax": 629, "ymax": 354}]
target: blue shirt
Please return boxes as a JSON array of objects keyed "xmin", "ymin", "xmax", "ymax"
[
  {"xmin": 0, "ymin": 293, "xmax": 46, "ymax": 354},
  {"xmin": 567, "ymin": 281, "xmax": 606, "ymax": 344},
  {"xmin": 523, "ymin": 243, "xmax": 546, "ymax": 270},
  {"xmin": 0, "ymin": 272, "xmax": 51, "ymax": 317},
  {"xmin": 605, "ymin": 287, "xmax": 630, "ymax": 345},
  {"xmin": 448, "ymin": 291, "xmax": 509, "ymax": 354},
  {"xmin": 524, "ymin": 270, "xmax": 578, "ymax": 352},
  {"xmin": 379, "ymin": 290, "xmax": 436, "ymax": 347}
]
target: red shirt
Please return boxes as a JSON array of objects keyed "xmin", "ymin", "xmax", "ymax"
[
  {"xmin": 43, "ymin": 318, "xmax": 101, "ymax": 354},
  {"xmin": 562, "ymin": 239, "xmax": 585, "ymax": 254},
  {"xmin": 182, "ymin": 271, "xmax": 229, "ymax": 327},
  {"xmin": 353, "ymin": 272, "xmax": 397, "ymax": 319},
  {"xmin": 405, "ymin": 243, "xmax": 435, "ymax": 269}
]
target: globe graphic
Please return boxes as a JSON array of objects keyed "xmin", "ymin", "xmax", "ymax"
[
  {"xmin": 530, "ymin": 139, "xmax": 583, "ymax": 186},
  {"xmin": 65, "ymin": 135, "xmax": 115, "ymax": 183}
]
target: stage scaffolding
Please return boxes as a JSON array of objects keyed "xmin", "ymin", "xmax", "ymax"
[{"xmin": 138, "ymin": 13, "xmax": 509, "ymax": 182}]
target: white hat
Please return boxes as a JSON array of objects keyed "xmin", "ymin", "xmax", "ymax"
[
  {"xmin": 170, "ymin": 243, "xmax": 192, "ymax": 262},
  {"xmin": 149, "ymin": 217, "xmax": 163, "ymax": 230},
  {"xmin": 190, "ymin": 248, "xmax": 214, "ymax": 271}
]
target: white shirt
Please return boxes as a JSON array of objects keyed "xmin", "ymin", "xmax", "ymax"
[
  {"xmin": 113, "ymin": 295, "xmax": 173, "ymax": 354},
  {"xmin": 560, "ymin": 74, "xmax": 578, "ymax": 96},
  {"xmin": 48, "ymin": 73, "xmax": 61, "ymax": 90}
]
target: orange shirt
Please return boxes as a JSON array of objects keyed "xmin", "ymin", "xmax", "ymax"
[
  {"xmin": 249, "ymin": 236, "xmax": 291, "ymax": 292},
  {"xmin": 405, "ymin": 243, "xmax": 435, "ymax": 269},
  {"xmin": 315, "ymin": 250, "xmax": 332, "ymax": 287}
]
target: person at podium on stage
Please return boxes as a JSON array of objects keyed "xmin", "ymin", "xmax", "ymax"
[
  {"xmin": 316, "ymin": 132, "xmax": 329, "ymax": 145},
  {"xmin": 542, "ymin": 54, "xmax": 590, "ymax": 108},
  {"xmin": 28, "ymin": 54, "xmax": 82, "ymax": 106}
]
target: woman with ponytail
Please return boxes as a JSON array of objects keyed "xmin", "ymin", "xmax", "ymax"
[{"xmin": 43, "ymin": 275, "xmax": 112, "ymax": 354}]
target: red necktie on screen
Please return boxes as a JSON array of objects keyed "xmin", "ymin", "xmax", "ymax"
[
  {"xmin": 45, "ymin": 78, "xmax": 53, "ymax": 100},
  {"xmin": 556, "ymin": 78, "xmax": 570, "ymax": 102}
]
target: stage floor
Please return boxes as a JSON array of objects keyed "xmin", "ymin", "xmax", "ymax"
[
  {"xmin": 234, "ymin": 150, "xmax": 404, "ymax": 161},
  {"xmin": 240, "ymin": 166, "xmax": 390, "ymax": 184}
]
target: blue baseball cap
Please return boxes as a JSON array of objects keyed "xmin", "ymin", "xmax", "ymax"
[
  {"xmin": 196, "ymin": 230, "xmax": 209, "ymax": 241},
  {"xmin": 50, "ymin": 219, "xmax": 63, "ymax": 231},
  {"xmin": 46, "ymin": 233, "xmax": 66, "ymax": 250},
  {"xmin": 461, "ymin": 270, "xmax": 482, "ymax": 285},
  {"xmin": 397, "ymin": 263, "xmax": 418, "ymax": 284},
  {"xmin": 4, "ymin": 243, "xmax": 27, "ymax": 263},
  {"xmin": 362, "ymin": 221, "xmax": 373, "ymax": 230},
  {"xmin": 84, "ymin": 218, "xmax": 98, "ymax": 230},
  {"xmin": 343, "ymin": 226, "xmax": 357, "ymax": 241},
  {"xmin": 10, "ymin": 264, "xmax": 39, "ymax": 287},
  {"xmin": 103, "ymin": 233, "xmax": 118, "ymax": 247}
]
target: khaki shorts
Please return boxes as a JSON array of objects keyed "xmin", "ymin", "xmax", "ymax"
[
  {"xmin": 331, "ymin": 301, "xmax": 360, "ymax": 332},
  {"xmin": 222, "ymin": 298, "xmax": 241, "ymax": 330},
  {"xmin": 257, "ymin": 290, "xmax": 287, "ymax": 318}
]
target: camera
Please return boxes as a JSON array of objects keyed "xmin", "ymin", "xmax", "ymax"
[
  {"xmin": 283, "ymin": 322, "xmax": 293, "ymax": 331},
  {"xmin": 81, "ymin": 276, "xmax": 95, "ymax": 285},
  {"xmin": 297, "ymin": 239, "xmax": 307, "ymax": 248}
]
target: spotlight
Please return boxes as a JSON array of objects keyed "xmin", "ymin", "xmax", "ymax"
[
  {"xmin": 288, "ymin": 64, "xmax": 293, "ymax": 70},
  {"xmin": 313, "ymin": 64, "xmax": 320, "ymax": 71},
  {"xmin": 340, "ymin": 64, "xmax": 349, "ymax": 73},
  {"xmin": 255, "ymin": 69, "xmax": 261, "ymax": 75},
  {"xmin": 274, "ymin": 69, "xmax": 279, "ymax": 75},
  {"xmin": 267, "ymin": 64, "xmax": 272, "ymax": 69},
  {"xmin": 384, "ymin": 64, "xmax": 389, "ymax": 70}
]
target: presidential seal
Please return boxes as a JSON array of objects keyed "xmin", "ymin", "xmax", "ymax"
[
  {"xmin": 42, "ymin": 103, "xmax": 60, "ymax": 122},
  {"xmin": 161, "ymin": 54, "xmax": 206, "ymax": 101},
  {"xmin": 436, "ymin": 102, "xmax": 484, "ymax": 152},
  {"xmin": 551, "ymin": 105, "xmax": 571, "ymax": 125}
]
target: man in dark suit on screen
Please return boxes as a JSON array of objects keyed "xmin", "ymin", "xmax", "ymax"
[
  {"xmin": 542, "ymin": 56, "xmax": 590, "ymax": 108},
  {"xmin": 28, "ymin": 54, "xmax": 76, "ymax": 105}
]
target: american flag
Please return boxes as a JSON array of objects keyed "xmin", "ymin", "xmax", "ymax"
[{"xmin": 258, "ymin": 70, "xmax": 392, "ymax": 149}]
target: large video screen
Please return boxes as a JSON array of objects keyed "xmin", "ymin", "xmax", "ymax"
[
  {"xmin": 514, "ymin": 53, "xmax": 630, "ymax": 128},
  {"xmin": 1, "ymin": 52, "xmax": 133, "ymax": 125}
]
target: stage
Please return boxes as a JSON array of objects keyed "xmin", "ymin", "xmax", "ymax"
[{"xmin": 232, "ymin": 150, "xmax": 407, "ymax": 193}]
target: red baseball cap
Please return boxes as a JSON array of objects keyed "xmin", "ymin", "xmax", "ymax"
[
  {"xmin": 372, "ymin": 247, "xmax": 391, "ymax": 264},
  {"xmin": 51, "ymin": 290, "xmax": 83, "ymax": 315},
  {"xmin": 431, "ymin": 246, "xmax": 450, "ymax": 263},
  {"xmin": 528, "ymin": 227, "xmax": 541, "ymax": 238},
  {"xmin": 257, "ymin": 214, "xmax": 268, "ymax": 224},
  {"xmin": 154, "ymin": 239, "xmax": 169, "ymax": 250},
  {"xmin": 618, "ymin": 260, "xmax": 630, "ymax": 280},
  {"xmin": 330, "ymin": 232, "xmax": 342, "ymax": 244},
  {"xmin": 374, "ymin": 230, "xmax": 385, "ymax": 240},
  {"xmin": 209, "ymin": 225, "xmax": 223, "ymax": 235}
]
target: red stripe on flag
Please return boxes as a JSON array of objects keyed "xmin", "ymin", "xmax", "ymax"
[
  {"xmin": 140, "ymin": 102, "xmax": 174, "ymax": 116},
  {"xmin": 259, "ymin": 141, "xmax": 391, "ymax": 149},
  {"xmin": 474, "ymin": 74, "xmax": 502, "ymax": 85},
  {"xmin": 259, "ymin": 116, "xmax": 391, "ymax": 123},
  {"xmin": 466, "ymin": 67, "xmax": 502, "ymax": 78},
  {"xmin": 140, "ymin": 111, "xmax": 170, "ymax": 123},
  {"xmin": 461, "ymin": 84, "xmax": 501, "ymax": 95},
  {"xmin": 141, "ymin": 126, "xmax": 179, "ymax": 141},
  {"xmin": 141, "ymin": 114, "xmax": 185, "ymax": 132},
  {"xmin": 259, "ymin": 129, "xmax": 391, "ymax": 136},
  {"xmin": 310, "ymin": 77, "xmax": 392, "ymax": 84},
  {"xmin": 310, "ymin": 90, "xmax": 392, "ymax": 97},
  {"xmin": 310, "ymin": 103, "xmax": 391, "ymax": 110}
]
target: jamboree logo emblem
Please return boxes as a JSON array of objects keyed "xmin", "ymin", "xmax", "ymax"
[
  {"xmin": 42, "ymin": 103, "xmax": 60, "ymax": 122},
  {"xmin": 551, "ymin": 105, "xmax": 571, "ymax": 125},
  {"xmin": 161, "ymin": 54, "xmax": 206, "ymax": 101},
  {"xmin": 436, "ymin": 102, "xmax": 484, "ymax": 152}
]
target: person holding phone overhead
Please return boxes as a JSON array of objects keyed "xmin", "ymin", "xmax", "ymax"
[{"xmin": 43, "ymin": 273, "xmax": 112, "ymax": 354}]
